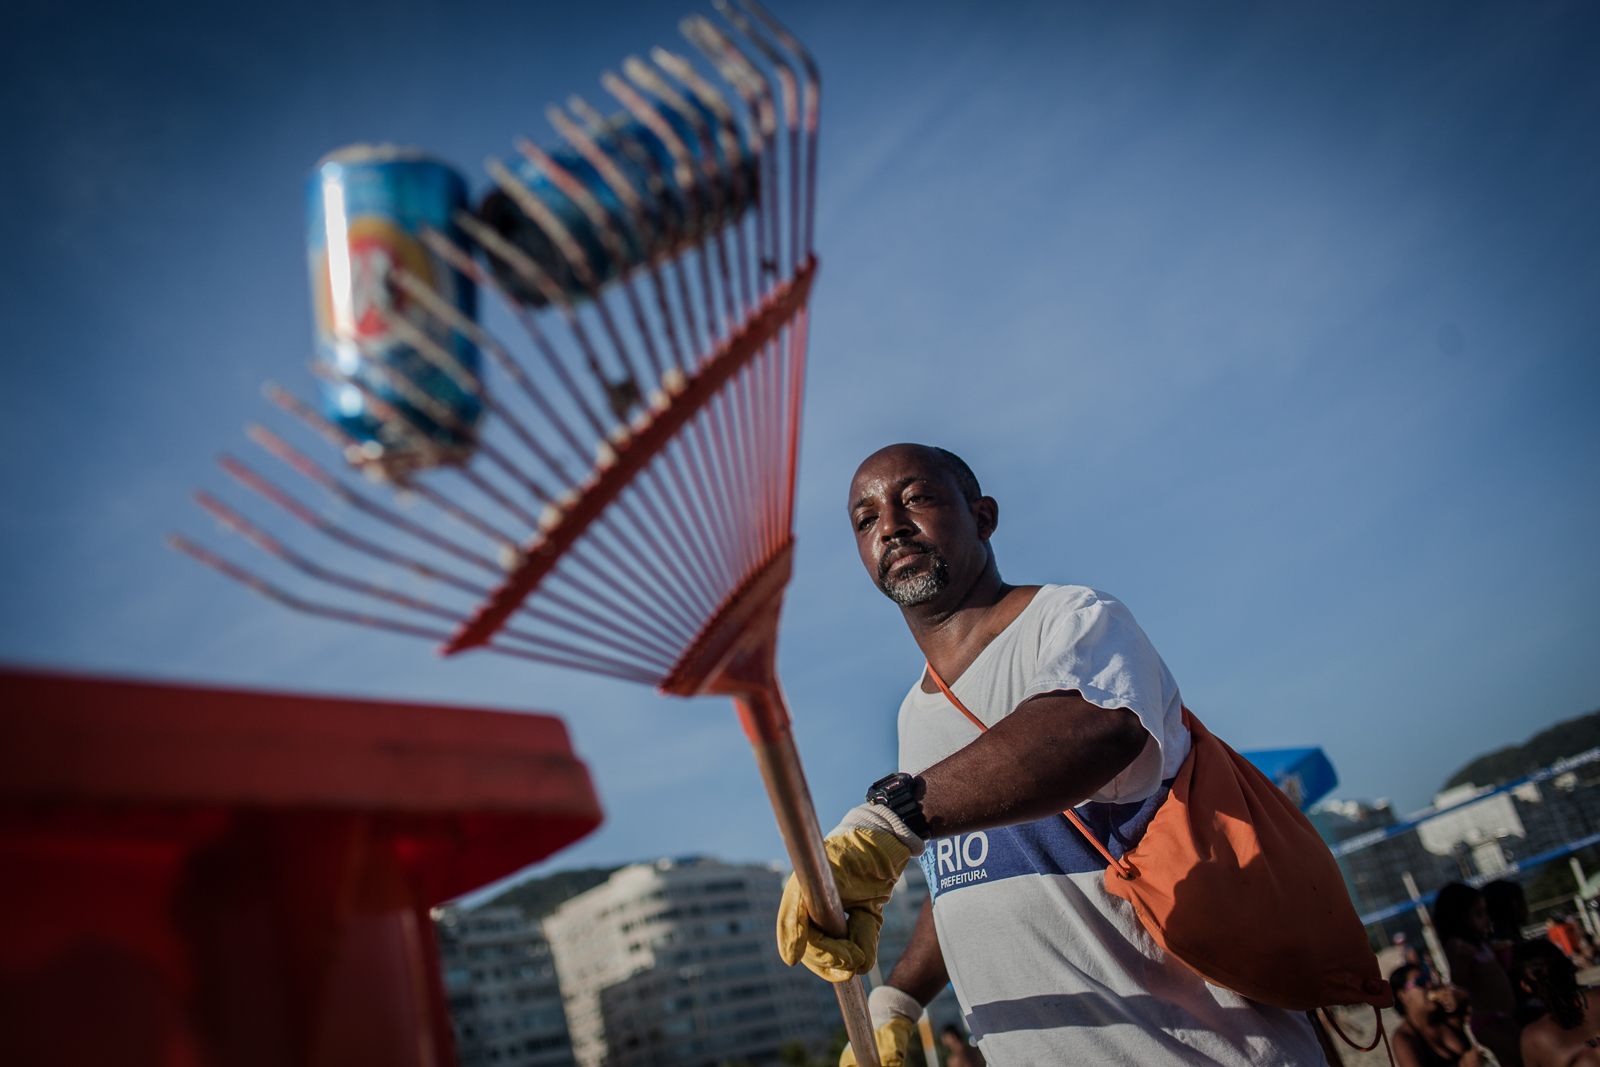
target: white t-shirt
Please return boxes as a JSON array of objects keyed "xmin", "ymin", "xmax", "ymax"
[{"xmin": 900, "ymin": 585, "xmax": 1321, "ymax": 1066}]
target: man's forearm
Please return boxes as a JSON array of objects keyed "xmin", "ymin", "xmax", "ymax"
[
  {"xmin": 913, "ymin": 689, "xmax": 1147, "ymax": 839},
  {"xmin": 884, "ymin": 896, "xmax": 948, "ymax": 1006}
]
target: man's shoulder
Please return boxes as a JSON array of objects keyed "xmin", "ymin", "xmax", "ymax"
[{"xmin": 1027, "ymin": 583, "xmax": 1125, "ymax": 620}]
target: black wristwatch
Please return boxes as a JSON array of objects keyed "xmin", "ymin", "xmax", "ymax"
[{"xmin": 866, "ymin": 772, "xmax": 932, "ymax": 840}]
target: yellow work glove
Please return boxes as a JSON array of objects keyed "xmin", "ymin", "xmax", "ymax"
[
  {"xmin": 775, "ymin": 803, "xmax": 923, "ymax": 982},
  {"xmin": 840, "ymin": 985, "xmax": 924, "ymax": 1067},
  {"xmin": 839, "ymin": 1016, "xmax": 915, "ymax": 1067}
]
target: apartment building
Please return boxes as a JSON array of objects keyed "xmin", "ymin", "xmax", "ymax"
[
  {"xmin": 542, "ymin": 858, "xmax": 831, "ymax": 1067},
  {"xmin": 435, "ymin": 904, "xmax": 576, "ymax": 1067}
]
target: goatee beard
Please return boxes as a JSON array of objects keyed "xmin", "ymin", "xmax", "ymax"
[{"xmin": 877, "ymin": 541, "xmax": 950, "ymax": 606}]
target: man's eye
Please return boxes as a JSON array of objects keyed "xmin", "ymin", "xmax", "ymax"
[{"xmin": 855, "ymin": 515, "xmax": 874, "ymax": 531}]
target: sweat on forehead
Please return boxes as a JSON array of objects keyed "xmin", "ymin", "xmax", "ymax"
[{"xmin": 850, "ymin": 444, "xmax": 982, "ymax": 504}]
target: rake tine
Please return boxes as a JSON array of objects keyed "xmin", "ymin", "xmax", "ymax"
[
  {"xmin": 194, "ymin": 490, "xmax": 483, "ymax": 622},
  {"xmin": 516, "ymin": 136, "xmax": 670, "ymax": 384},
  {"xmin": 449, "ymin": 212, "xmax": 623, "ymax": 441},
  {"xmin": 623, "ymin": 56, "xmax": 741, "ymax": 328},
  {"xmin": 723, "ymin": 0, "xmax": 801, "ymax": 277},
  {"xmin": 548, "ymin": 558, "xmax": 696, "ymax": 653},
  {"xmin": 631, "ymin": 53, "xmax": 749, "ymax": 323},
  {"xmin": 651, "ymin": 438, "xmax": 740, "ymax": 591},
  {"xmin": 308, "ymin": 358, "xmax": 556, "ymax": 509},
  {"xmin": 215, "ymin": 456, "xmax": 489, "ymax": 597},
  {"xmin": 456, "ymin": 465, "xmax": 543, "ymax": 532},
  {"xmin": 486, "ymin": 154, "xmax": 654, "ymax": 399},
  {"xmin": 519, "ymin": 587, "xmax": 685, "ymax": 666},
  {"xmin": 595, "ymin": 499, "xmax": 721, "ymax": 624},
  {"xmin": 565, "ymin": 94, "xmax": 608, "ymax": 132},
  {"xmin": 573, "ymin": 518, "xmax": 708, "ymax": 639},
  {"xmin": 712, "ymin": 0, "xmax": 792, "ymax": 276},
  {"xmin": 261, "ymin": 383, "xmax": 529, "ymax": 555},
  {"xmin": 420, "ymin": 228, "xmax": 611, "ymax": 459},
  {"xmin": 168, "ymin": 533, "xmax": 460, "ymax": 644},
  {"xmin": 500, "ymin": 625, "xmax": 673, "ymax": 678},
  {"xmin": 628, "ymin": 463, "xmax": 734, "ymax": 609},
  {"xmin": 371, "ymin": 303, "xmax": 484, "ymax": 398},
  {"xmin": 484, "ymin": 640, "xmax": 658, "ymax": 686},
  {"xmin": 602, "ymin": 70, "xmax": 726, "ymax": 348},
  {"xmin": 494, "ymin": 623, "xmax": 674, "ymax": 680},
  {"xmin": 582, "ymin": 108, "xmax": 707, "ymax": 368},
  {"xmin": 682, "ymin": 16, "xmax": 779, "ymax": 287},
  {"xmin": 487, "ymin": 154, "xmax": 657, "ymax": 399},
  {"xmin": 545, "ymin": 105, "xmax": 697, "ymax": 376},
  {"xmin": 379, "ymin": 281, "xmax": 580, "ymax": 487},
  {"xmin": 246, "ymin": 424, "xmax": 502, "ymax": 574},
  {"xmin": 738, "ymin": 0, "xmax": 819, "ymax": 259},
  {"xmin": 486, "ymin": 156, "xmax": 604, "ymax": 293},
  {"xmin": 390, "ymin": 264, "xmax": 589, "ymax": 465},
  {"xmin": 375, "ymin": 304, "xmax": 588, "ymax": 489}
]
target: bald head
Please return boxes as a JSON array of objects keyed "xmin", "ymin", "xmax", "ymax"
[
  {"xmin": 850, "ymin": 444, "xmax": 981, "ymax": 510},
  {"xmin": 847, "ymin": 444, "xmax": 998, "ymax": 610}
]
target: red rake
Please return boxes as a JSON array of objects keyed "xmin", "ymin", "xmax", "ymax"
[{"xmin": 171, "ymin": 4, "xmax": 883, "ymax": 1062}]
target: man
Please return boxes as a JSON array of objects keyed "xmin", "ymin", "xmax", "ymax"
[{"xmin": 776, "ymin": 443, "xmax": 1324, "ymax": 1065}]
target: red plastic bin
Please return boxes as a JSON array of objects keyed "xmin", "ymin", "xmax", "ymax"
[{"xmin": 0, "ymin": 667, "xmax": 603, "ymax": 1067}]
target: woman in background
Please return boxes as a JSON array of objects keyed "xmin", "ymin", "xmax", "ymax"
[
  {"xmin": 1436, "ymin": 881, "xmax": 1523, "ymax": 1065},
  {"xmin": 1391, "ymin": 963, "xmax": 1482, "ymax": 1067},
  {"xmin": 1514, "ymin": 938, "xmax": 1600, "ymax": 1067}
]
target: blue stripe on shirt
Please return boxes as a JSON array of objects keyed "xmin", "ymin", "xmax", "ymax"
[{"xmin": 921, "ymin": 779, "xmax": 1173, "ymax": 898}]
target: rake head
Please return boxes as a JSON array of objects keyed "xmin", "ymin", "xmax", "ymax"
[
  {"xmin": 172, "ymin": 10, "xmax": 889, "ymax": 1058},
  {"xmin": 172, "ymin": 0, "xmax": 821, "ymax": 699}
]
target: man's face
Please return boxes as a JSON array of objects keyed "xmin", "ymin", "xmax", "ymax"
[{"xmin": 847, "ymin": 445, "xmax": 993, "ymax": 608}]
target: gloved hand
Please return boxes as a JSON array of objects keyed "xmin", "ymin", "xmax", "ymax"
[
  {"xmin": 840, "ymin": 986, "xmax": 922, "ymax": 1067},
  {"xmin": 777, "ymin": 803, "xmax": 925, "ymax": 982}
]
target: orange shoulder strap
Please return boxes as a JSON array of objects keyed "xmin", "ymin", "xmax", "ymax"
[{"xmin": 922, "ymin": 661, "xmax": 1138, "ymax": 880}]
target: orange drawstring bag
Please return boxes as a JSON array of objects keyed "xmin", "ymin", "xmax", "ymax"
[{"xmin": 925, "ymin": 664, "xmax": 1392, "ymax": 1022}]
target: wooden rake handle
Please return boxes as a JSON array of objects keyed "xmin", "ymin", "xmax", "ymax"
[{"xmin": 735, "ymin": 685, "xmax": 880, "ymax": 1067}]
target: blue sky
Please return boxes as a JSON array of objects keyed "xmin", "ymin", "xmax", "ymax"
[{"xmin": 2, "ymin": 0, "xmax": 1596, "ymax": 884}]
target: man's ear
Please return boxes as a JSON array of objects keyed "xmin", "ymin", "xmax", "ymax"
[{"xmin": 972, "ymin": 496, "xmax": 999, "ymax": 540}]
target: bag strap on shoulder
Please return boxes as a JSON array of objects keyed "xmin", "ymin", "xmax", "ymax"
[{"xmin": 922, "ymin": 661, "xmax": 1139, "ymax": 881}]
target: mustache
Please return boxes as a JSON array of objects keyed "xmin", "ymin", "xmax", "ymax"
[{"xmin": 877, "ymin": 539, "xmax": 939, "ymax": 584}]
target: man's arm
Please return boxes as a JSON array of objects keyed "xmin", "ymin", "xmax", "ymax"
[
  {"xmin": 884, "ymin": 896, "xmax": 947, "ymax": 1006},
  {"xmin": 913, "ymin": 689, "xmax": 1149, "ymax": 838}
]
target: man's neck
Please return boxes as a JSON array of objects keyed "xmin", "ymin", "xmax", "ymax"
[{"xmin": 904, "ymin": 563, "xmax": 1037, "ymax": 689}]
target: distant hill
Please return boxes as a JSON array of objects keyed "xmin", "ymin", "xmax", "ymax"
[
  {"xmin": 1443, "ymin": 708, "xmax": 1600, "ymax": 791},
  {"xmin": 484, "ymin": 866, "xmax": 624, "ymax": 920}
]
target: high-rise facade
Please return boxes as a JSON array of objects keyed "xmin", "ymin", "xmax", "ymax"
[
  {"xmin": 436, "ymin": 904, "xmax": 576, "ymax": 1067},
  {"xmin": 542, "ymin": 858, "xmax": 832, "ymax": 1067}
]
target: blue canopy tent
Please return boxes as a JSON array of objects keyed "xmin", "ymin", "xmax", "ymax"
[{"xmin": 1241, "ymin": 746, "xmax": 1338, "ymax": 811}]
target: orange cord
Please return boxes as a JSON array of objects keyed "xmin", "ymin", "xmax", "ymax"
[
  {"xmin": 922, "ymin": 661, "xmax": 1139, "ymax": 880},
  {"xmin": 1319, "ymin": 1004, "xmax": 1396, "ymax": 1065}
]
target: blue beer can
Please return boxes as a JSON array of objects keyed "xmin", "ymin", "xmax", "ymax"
[
  {"xmin": 306, "ymin": 145, "xmax": 482, "ymax": 481},
  {"xmin": 478, "ymin": 97, "xmax": 757, "ymax": 308}
]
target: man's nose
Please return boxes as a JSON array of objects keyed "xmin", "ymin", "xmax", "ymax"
[{"xmin": 877, "ymin": 503, "xmax": 915, "ymax": 542}]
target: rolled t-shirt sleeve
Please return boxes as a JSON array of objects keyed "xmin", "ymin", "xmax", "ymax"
[{"xmin": 1021, "ymin": 588, "xmax": 1190, "ymax": 804}]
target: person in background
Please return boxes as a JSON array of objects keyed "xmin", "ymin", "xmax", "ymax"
[
  {"xmin": 938, "ymin": 1025, "xmax": 984, "ymax": 1067},
  {"xmin": 1487, "ymin": 881, "xmax": 1548, "ymax": 1027},
  {"xmin": 1401, "ymin": 931, "xmax": 1437, "ymax": 984},
  {"xmin": 1436, "ymin": 881, "xmax": 1523, "ymax": 1065},
  {"xmin": 1485, "ymin": 881, "xmax": 1531, "ymax": 970},
  {"xmin": 1548, "ymin": 913, "xmax": 1598, "ymax": 969},
  {"xmin": 1513, "ymin": 938, "xmax": 1600, "ymax": 1067},
  {"xmin": 1391, "ymin": 963, "xmax": 1482, "ymax": 1067}
]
